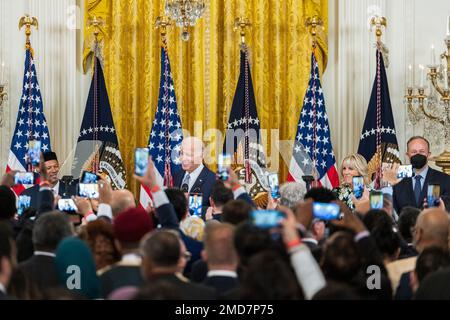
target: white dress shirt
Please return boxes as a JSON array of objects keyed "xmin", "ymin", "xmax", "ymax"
[
  {"xmin": 182, "ymin": 164, "xmax": 204, "ymax": 192},
  {"xmin": 207, "ymin": 270, "xmax": 238, "ymax": 278},
  {"xmin": 0, "ymin": 283, "xmax": 6, "ymax": 294}
]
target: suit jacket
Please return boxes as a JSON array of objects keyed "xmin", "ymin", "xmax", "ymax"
[
  {"xmin": 173, "ymin": 166, "xmax": 217, "ymax": 215},
  {"xmin": 21, "ymin": 179, "xmax": 79, "ymax": 210},
  {"xmin": 393, "ymin": 167, "xmax": 450, "ymax": 213},
  {"xmin": 18, "ymin": 254, "xmax": 60, "ymax": 292},
  {"xmin": 99, "ymin": 265, "xmax": 144, "ymax": 298},
  {"xmin": 151, "ymin": 273, "xmax": 217, "ymax": 300},
  {"xmin": 203, "ymin": 275, "xmax": 239, "ymax": 296}
]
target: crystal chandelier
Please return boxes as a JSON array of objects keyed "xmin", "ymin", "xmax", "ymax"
[
  {"xmin": 404, "ymin": 18, "xmax": 450, "ymax": 174},
  {"xmin": 165, "ymin": 0, "xmax": 206, "ymax": 41}
]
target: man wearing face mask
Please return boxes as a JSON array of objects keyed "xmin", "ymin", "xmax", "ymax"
[{"xmin": 391, "ymin": 136, "xmax": 450, "ymax": 213}]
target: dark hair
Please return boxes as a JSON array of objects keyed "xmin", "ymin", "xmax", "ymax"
[
  {"xmin": 313, "ymin": 281, "xmax": 361, "ymax": 300},
  {"xmin": 398, "ymin": 207, "xmax": 421, "ymax": 243},
  {"xmin": 0, "ymin": 222, "xmax": 13, "ymax": 265},
  {"xmin": 164, "ymin": 188, "xmax": 188, "ymax": 222},
  {"xmin": 134, "ymin": 280, "xmax": 182, "ymax": 300},
  {"xmin": 415, "ymin": 247, "xmax": 450, "ymax": 283},
  {"xmin": 210, "ymin": 181, "xmax": 234, "ymax": 207},
  {"xmin": 239, "ymin": 251, "xmax": 303, "ymax": 300},
  {"xmin": 32, "ymin": 211, "xmax": 73, "ymax": 251},
  {"xmin": 234, "ymin": 223, "xmax": 274, "ymax": 268},
  {"xmin": 407, "ymin": 136, "xmax": 430, "ymax": 151},
  {"xmin": 222, "ymin": 200, "xmax": 252, "ymax": 225},
  {"xmin": 0, "ymin": 186, "xmax": 17, "ymax": 220},
  {"xmin": 141, "ymin": 230, "xmax": 180, "ymax": 267},
  {"xmin": 7, "ymin": 268, "xmax": 42, "ymax": 300},
  {"xmin": 304, "ymin": 187, "xmax": 337, "ymax": 203},
  {"xmin": 322, "ymin": 231, "xmax": 362, "ymax": 282},
  {"xmin": 363, "ymin": 210, "xmax": 400, "ymax": 259}
]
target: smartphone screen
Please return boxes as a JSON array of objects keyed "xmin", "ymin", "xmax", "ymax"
[
  {"xmin": 267, "ymin": 173, "xmax": 281, "ymax": 199},
  {"xmin": 312, "ymin": 202, "xmax": 341, "ymax": 221},
  {"xmin": 188, "ymin": 193, "xmax": 203, "ymax": 216},
  {"xmin": 81, "ymin": 171, "xmax": 99, "ymax": 184},
  {"xmin": 352, "ymin": 176, "xmax": 364, "ymax": 199},
  {"xmin": 251, "ymin": 210, "xmax": 285, "ymax": 229},
  {"xmin": 135, "ymin": 148, "xmax": 149, "ymax": 177},
  {"xmin": 17, "ymin": 195, "xmax": 31, "ymax": 216},
  {"xmin": 14, "ymin": 172, "xmax": 34, "ymax": 185},
  {"xmin": 78, "ymin": 183, "xmax": 99, "ymax": 199},
  {"xmin": 427, "ymin": 185, "xmax": 441, "ymax": 208},
  {"xmin": 218, "ymin": 153, "xmax": 232, "ymax": 181},
  {"xmin": 27, "ymin": 140, "xmax": 42, "ymax": 166},
  {"xmin": 397, "ymin": 165, "xmax": 413, "ymax": 179},
  {"xmin": 58, "ymin": 199, "xmax": 78, "ymax": 212},
  {"xmin": 370, "ymin": 191, "xmax": 384, "ymax": 209}
]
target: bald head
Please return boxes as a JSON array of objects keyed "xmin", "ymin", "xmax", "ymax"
[
  {"xmin": 414, "ymin": 208, "xmax": 450, "ymax": 252},
  {"xmin": 180, "ymin": 136, "xmax": 204, "ymax": 173},
  {"xmin": 111, "ymin": 189, "xmax": 136, "ymax": 217}
]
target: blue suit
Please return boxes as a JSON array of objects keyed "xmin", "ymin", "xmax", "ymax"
[{"xmin": 173, "ymin": 166, "xmax": 217, "ymax": 215}]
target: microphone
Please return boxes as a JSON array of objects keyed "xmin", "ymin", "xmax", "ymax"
[{"xmin": 181, "ymin": 184, "xmax": 189, "ymax": 193}]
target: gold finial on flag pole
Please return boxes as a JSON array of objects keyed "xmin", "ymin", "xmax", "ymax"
[
  {"xmin": 305, "ymin": 16, "xmax": 323, "ymax": 47},
  {"xmin": 370, "ymin": 15, "xmax": 387, "ymax": 42},
  {"xmin": 155, "ymin": 16, "xmax": 172, "ymax": 45},
  {"xmin": 234, "ymin": 17, "xmax": 251, "ymax": 44},
  {"xmin": 19, "ymin": 15, "xmax": 38, "ymax": 52},
  {"xmin": 87, "ymin": 15, "xmax": 105, "ymax": 44}
]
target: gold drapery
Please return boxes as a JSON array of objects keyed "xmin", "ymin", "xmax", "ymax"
[{"xmin": 83, "ymin": 0, "xmax": 328, "ymax": 197}]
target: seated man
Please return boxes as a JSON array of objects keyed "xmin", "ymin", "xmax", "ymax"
[{"xmin": 21, "ymin": 151, "xmax": 77, "ymax": 209}]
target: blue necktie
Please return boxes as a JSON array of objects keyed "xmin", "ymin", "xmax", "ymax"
[{"xmin": 414, "ymin": 175, "xmax": 423, "ymax": 206}]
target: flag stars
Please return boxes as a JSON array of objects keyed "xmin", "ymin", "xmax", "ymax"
[{"xmin": 14, "ymin": 142, "xmax": 21, "ymax": 150}]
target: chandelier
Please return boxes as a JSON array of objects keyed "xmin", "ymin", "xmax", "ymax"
[
  {"xmin": 404, "ymin": 19, "xmax": 450, "ymax": 174},
  {"xmin": 165, "ymin": 0, "xmax": 206, "ymax": 41}
]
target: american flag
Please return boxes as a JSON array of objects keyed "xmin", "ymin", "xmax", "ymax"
[
  {"xmin": 140, "ymin": 45, "xmax": 183, "ymax": 208},
  {"xmin": 7, "ymin": 49, "xmax": 51, "ymax": 195},
  {"xmin": 71, "ymin": 54, "xmax": 127, "ymax": 190},
  {"xmin": 287, "ymin": 51, "xmax": 339, "ymax": 189}
]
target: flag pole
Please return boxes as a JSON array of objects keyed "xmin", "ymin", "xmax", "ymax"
[
  {"xmin": 156, "ymin": 16, "xmax": 174, "ymax": 187},
  {"xmin": 305, "ymin": 16, "xmax": 324, "ymax": 186},
  {"xmin": 370, "ymin": 15, "xmax": 387, "ymax": 189},
  {"xmin": 234, "ymin": 17, "xmax": 253, "ymax": 183}
]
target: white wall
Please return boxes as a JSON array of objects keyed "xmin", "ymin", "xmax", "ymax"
[
  {"xmin": 0, "ymin": 0, "xmax": 89, "ymax": 175},
  {"xmin": 323, "ymin": 0, "xmax": 450, "ymax": 169}
]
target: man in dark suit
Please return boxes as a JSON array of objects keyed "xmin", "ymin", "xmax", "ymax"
[
  {"xmin": 392, "ymin": 136, "xmax": 450, "ymax": 213},
  {"xmin": 21, "ymin": 151, "xmax": 78, "ymax": 210},
  {"xmin": 140, "ymin": 229, "xmax": 217, "ymax": 300},
  {"xmin": 172, "ymin": 136, "xmax": 217, "ymax": 215},
  {"xmin": 18, "ymin": 211, "xmax": 74, "ymax": 293},
  {"xmin": 201, "ymin": 223, "xmax": 240, "ymax": 296}
]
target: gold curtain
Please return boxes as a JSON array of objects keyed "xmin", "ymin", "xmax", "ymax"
[{"xmin": 83, "ymin": 0, "xmax": 328, "ymax": 197}]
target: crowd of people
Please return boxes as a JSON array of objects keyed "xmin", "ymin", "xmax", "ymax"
[{"xmin": 0, "ymin": 135, "xmax": 450, "ymax": 300}]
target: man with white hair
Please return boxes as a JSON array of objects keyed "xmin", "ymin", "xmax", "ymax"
[{"xmin": 173, "ymin": 136, "xmax": 217, "ymax": 215}]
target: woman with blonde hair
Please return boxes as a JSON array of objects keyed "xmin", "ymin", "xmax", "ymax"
[{"xmin": 332, "ymin": 153, "xmax": 371, "ymax": 210}]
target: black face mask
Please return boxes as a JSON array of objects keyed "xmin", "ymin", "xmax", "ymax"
[{"xmin": 410, "ymin": 154, "xmax": 428, "ymax": 169}]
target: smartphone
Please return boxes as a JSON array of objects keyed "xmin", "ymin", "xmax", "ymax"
[
  {"xmin": 135, "ymin": 148, "xmax": 149, "ymax": 177},
  {"xmin": 57, "ymin": 199, "xmax": 78, "ymax": 212},
  {"xmin": 427, "ymin": 184, "xmax": 441, "ymax": 208},
  {"xmin": 370, "ymin": 191, "xmax": 384, "ymax": 209},
  {"xmin": 78, "ymin": 183, "xmax": 99, "ymax": 199},
  {"xmin": 251, "ymin": 210, "xmax": 285, "ymax": 229},
  {"xmin": 17, "ymin": 195, "xmax": 31, "ymax": 216},
  {"xmin": 397, "ymin": 165, "xmax": 413, "ymax": 179},
  {"xmin": 267, "ymin": 173, "xmax": 281, "ymax": 199},
  {"xmin": 218, "ymin": 153, "xmax": 232, "ymax": 181},
  {"xmin": 352, "ymin": 176, "xmax": 364, "ymax": 199},
  {"xmin": 188, "ymin": 193, "xmax": 203, "ymax": 217},
  {"xmin": 312, "ymin": 202, "xmax": 341, "ymax": 221},
  {"xmin": 14, "ymin": 172, "xmax": 34, "ymax": 185},
  {"xmin": 80, "ymin": 171, "xmax": 99, "ymax": 184},
  {"xmin": 27, "ymin": 140, "xmax": 41, "ymax": 166}
]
